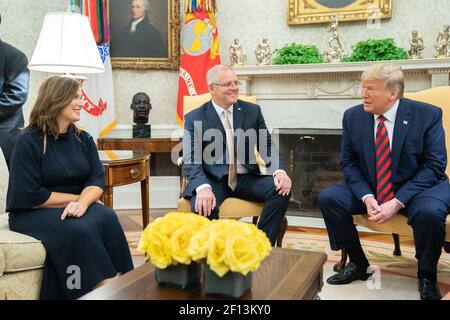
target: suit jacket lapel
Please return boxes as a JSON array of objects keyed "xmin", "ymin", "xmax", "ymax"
[
  {"xmin": 233, "ymin": 101, "xmax": 244, "ymax": 131},
  {"xmin": 362, "ymin": 111, "xmax": 376, "ymax": 186},
  {"xmin": 233, "ymin": 100, "xmax": 244, "ymax": 157},
  {"xmin": 391, "ymin": 100, "xmax": 412, "ymax": 177},
  {"xmin": 205, "ymin": 101, "xmax": 226, "ymax": 140}
]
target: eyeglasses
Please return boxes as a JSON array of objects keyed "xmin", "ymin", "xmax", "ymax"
[{"xmin": 211, "ymin": 81, "xmax": 241, "ymax": 88}]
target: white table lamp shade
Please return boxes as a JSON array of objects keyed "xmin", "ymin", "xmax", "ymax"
[{"xmin": 28, "ymin": 12, "xmax": 104, "ymax": 74}]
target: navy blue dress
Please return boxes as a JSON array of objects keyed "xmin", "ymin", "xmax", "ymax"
[{"xmin": 6, "ymin": 125, "xmax": 134, "ymax": 300}]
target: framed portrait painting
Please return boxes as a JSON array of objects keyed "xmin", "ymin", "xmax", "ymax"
[
  {"xmin": 108, "ymin": 0, "xmax": 180, "ymax": 70},
  {"xmin": 287, "ymin": 0, "xmax": 392, "ymax": 25}
]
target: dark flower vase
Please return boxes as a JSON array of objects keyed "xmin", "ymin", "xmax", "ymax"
[
  {"xmin": 203, "ymin": 265, "xmax": 252, "ymax": 299},
  {"xmin": 155, "ymin": 262, "xmax": 201, "ymax": 290}
]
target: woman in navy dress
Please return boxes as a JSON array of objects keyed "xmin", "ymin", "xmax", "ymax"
[{"xmin": 6, "ymin": 76, "xmax": 134, "ymax": 299}]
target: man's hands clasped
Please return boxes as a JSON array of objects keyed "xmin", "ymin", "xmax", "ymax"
[{"xmin": 365, "ymin": 197, "xmax": 402, "ymax": 224}]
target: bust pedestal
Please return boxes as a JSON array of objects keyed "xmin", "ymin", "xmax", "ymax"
[{"xmin": 133, "ymin": 124, "xmax": 151, "ymax": 138}]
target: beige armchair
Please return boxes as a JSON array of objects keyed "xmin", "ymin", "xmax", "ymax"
[
  {"xmin": 177, "ymin": 93, "xmax": 288, "ymax": 247},
  {"xmin": 335, "ymin": 86, "xmax": 450, "ymax": 272},
  {"xmin": 0, "ymin": 148, "xmax": 46, "ymax": 299}
]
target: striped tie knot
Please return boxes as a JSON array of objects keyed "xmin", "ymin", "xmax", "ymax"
[{"xmin": 375, "ymin": 114, "xmax": 394, "ymax": 204}]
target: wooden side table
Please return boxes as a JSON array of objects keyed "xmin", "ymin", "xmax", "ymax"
[
  {"xmin": 97, "ymin": 137, "xmax": 181, "ymax": 154},
  {"xmin": 97, "ymin": 135, "xmax": 182, "ymax": 177},
  {"xmin": 99, "ymin": 150, "xmax": 151, "ymax": 228}
]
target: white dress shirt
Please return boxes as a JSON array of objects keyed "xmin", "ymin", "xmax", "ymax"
[
  {"xmin": 130, "ymin": 17, "xmax": 144, "ymax": 33},
  {"xmin": 211, "ymin": 100, "xmax": 248, "ymax": 174},
  {"xmin": 373, "ymin": 99, "xmax": 399, "ymax": 149},
  {"xmin": 361, "ymin": 100, "xmax": 404, "ymax": 207},
  {"xmin": 195, "ymin": 100, "xmax": 285, "ymax": 193}
]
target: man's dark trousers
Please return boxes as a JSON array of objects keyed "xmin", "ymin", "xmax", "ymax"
[
  {"xmin": 190, "ymin": 174, "xmax": 290, "ymax": 246},
  {"xmin": 319, "ymin": 182, "xmax": 448, "ymax": 273}
]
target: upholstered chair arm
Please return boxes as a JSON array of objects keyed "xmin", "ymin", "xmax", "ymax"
[{"xmin": 0, "ymin": 246, "xmax": 5, "ymax": 277}]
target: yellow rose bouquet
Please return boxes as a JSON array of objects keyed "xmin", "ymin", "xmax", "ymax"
[
  {"xmin": 188, "ymin": 219, "xmax": 272, "ymax": 277},
  {"xmin": 137, "ymin": 212, "xmax": 211, "ymax": 269},
  {"xmin": 138, "ymin": 213, "xmax": 271, "ymax": 295}
]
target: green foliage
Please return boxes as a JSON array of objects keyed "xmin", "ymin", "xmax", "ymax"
[
  {"xmin": 272, "ymin": 43, "xmax": 325, "ymax": 65},
  {"xmin": 342, "ymin": 38, "xmax": 408, "ymax": 62}
]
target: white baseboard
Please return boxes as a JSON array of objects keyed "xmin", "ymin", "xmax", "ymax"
[{"xmin": 113, "ymin": 176, "xmax": 180, "ymax": 210}]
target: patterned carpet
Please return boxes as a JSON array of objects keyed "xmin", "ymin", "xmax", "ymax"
[
  {"xmin": 122, "ymin": 213, "xmax": 450, "ymax": 300},
  {"xmin": 283, "ymin": 226, "xmax": 449, "ymax": 283},
  {"xmin": 283, "ymin": 226, "xmax": 449, "ymax": 300}
]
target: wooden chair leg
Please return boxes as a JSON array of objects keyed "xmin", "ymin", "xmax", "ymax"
[
  {"xmin": 444, "ymin": 241, "xmax": 450, "ymax": 253},
  {"xmin": 276, "ymin": 216, "xmax": 288, "ymax": 248},
  {"xmin": 392, "ymin": 233, "xmax": 401, "ymax": 256},
  {"xmin": 333, "ymin": 249, "xmax": 348, "ymax": 273}
]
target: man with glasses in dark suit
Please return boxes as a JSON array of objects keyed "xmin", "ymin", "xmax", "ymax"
[{"xmin": 182, "ymin": 64, "xmax": 292, "ymax": 245}]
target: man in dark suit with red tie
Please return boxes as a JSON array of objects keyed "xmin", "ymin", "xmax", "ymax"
[{"xmin": 319, "ymin": 64, "xmax": 450, "ymax": 300}]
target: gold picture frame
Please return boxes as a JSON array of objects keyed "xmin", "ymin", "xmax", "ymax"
[
  {"xmin": 109, "ymin": 0, "xmax": 180, "ymax": 70},
  {"xmin": 287, "ymin": 0, "xmax": 392, "ymax": 25}
]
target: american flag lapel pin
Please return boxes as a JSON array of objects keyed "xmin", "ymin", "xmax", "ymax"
[{"xmin": 403, "ymin": 120, "xmax": 408, "ymax": 125}]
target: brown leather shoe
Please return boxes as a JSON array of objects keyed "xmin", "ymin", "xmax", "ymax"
[{"xmin": 327, "ymin": 262, "xmax": 372, "ymax": 285}]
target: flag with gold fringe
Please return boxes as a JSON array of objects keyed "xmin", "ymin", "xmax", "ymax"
[
  {"xmin": 176, "ymin": 0, "xmax": 220, "ymax": 126},
  {"xmin": 70, "ymin": 0, "xmax": 115, "ymax": 143}
]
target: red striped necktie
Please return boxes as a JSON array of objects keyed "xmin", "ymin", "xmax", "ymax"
[{"xmin": 375, "ymin": 115, "xmax": 394, "ymax": 204}]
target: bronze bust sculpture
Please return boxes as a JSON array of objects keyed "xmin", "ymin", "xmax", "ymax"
[
  {"xmin": 131, "ymin": 92, "xmax": 151, "ymax": 137},
  {"xmin": 131, "ymin": 92, "xmax": 152, "ymax": 125}
]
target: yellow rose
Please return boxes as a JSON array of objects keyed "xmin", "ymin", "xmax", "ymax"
[
  {"xmin": 252, "ymin": 228, "xmax": 272, "ymax": 259},
  {"xmin": 186, "ymin": 214, "xmax": 210, "ymax": 232},
  {"xmin": 146, "ymin": 232, "xmax": 172, "ymax": 269},
  {"xmin": 203, "ymin": 219, "xmax": 272, "ymax": 276},
  {"xmin": 137, "ymin": 223, "xmax": 154, "ymax": 253},
  {"xmin": 170, "ymin": 226, "xmax": 195, "ymax": 264},
  {"xmin": 188, "ymin": 227, "xmax": 211, "ymax": 261},
  {"xmin": 225, "ymin": 234, "xmax": 260, "ymax": 275},
  {"xmin": 138, "ymin": 212, "xmax": 213, "ymax": 269},
  {"xmin": 157, "ymin": 215, "xmax": 184, "ymax": 238},
  {"xmin": 207, "ymin": 231, "xmax": 229, "ymax": 276},
  {"xmin": 228, "ymin": 221, "xmax": 251, "ymax": 236}
]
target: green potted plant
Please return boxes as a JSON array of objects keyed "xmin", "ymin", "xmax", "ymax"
[
  {"xmin": 272, "ymin": 43, "xmax": 325, "ymax": 64},
  {"xmin": 342, "ymin": 38, "xmax": 408, "ymax": 62}
]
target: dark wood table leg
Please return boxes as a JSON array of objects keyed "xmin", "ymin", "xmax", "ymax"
[
  {"xmin": 141, "ymin": 175, "xmax": 150, "ymax": 228},
  {"xmin": 104, "ymin": 186, "xmax": 113, "ymax": 208}
]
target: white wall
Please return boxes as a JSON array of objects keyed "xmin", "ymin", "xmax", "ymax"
[{"xmin": 1, "ymin": 0, "xmax": 450, "ymax": 127}]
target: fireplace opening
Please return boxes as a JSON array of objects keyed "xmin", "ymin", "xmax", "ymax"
[{"xmin": 278, "ymin": 129, "xmax": 343, "ymax": 218}]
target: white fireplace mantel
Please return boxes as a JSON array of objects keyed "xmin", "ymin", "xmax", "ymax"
[
  {"xmin": 234, "ymin": 58, "xmax": 450, "ymax": 130},
  {"xmin": 235, "ymin": 58, "xmax": 450, "ymax": 76}
]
